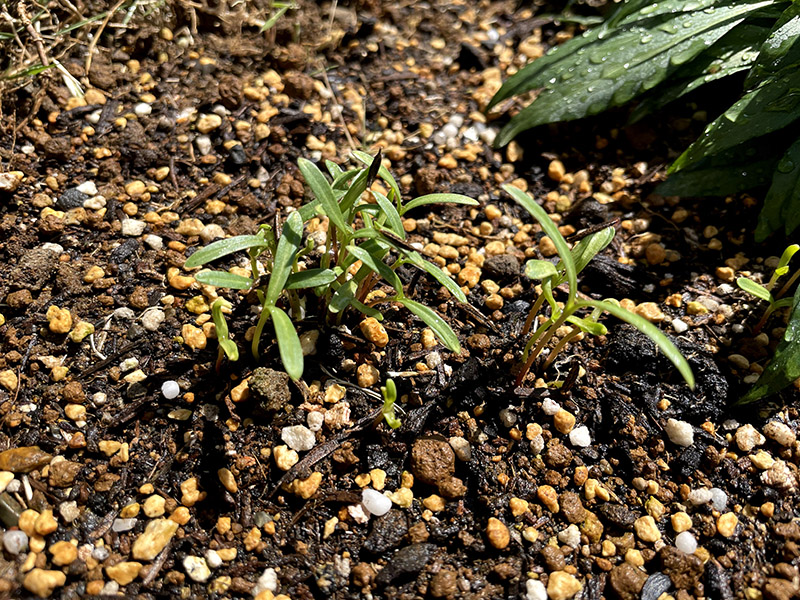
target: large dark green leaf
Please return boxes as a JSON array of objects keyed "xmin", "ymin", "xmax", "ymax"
[
  {"xmin": 630, "ymin": 21, "xmax": 769, "ymax": 122},
  {"xmin": 745, "ymin": 4, "xmax": 800, "ymax": 88},
  {"xmin": 756, "ymin": 137, "xmax": 800, "ymax": 240},
  {"xmin": 738, "ymin": 285, "xmax": 800, "ymax": 403},
  {"xmin": 494, "ymin": 0, "xmax": 771, "ymax": 146},
  {"xmin": 671, "ymin": 65, "xmax": 800, "ymax": 172},
  {"xmin": 658, "ymin": 156, "xmax": 778, "ymax": 196}
]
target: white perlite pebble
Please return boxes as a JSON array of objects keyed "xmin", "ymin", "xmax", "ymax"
[
  {"xmin": 121, "ymin": 219, "xmax": 146, "ymax": 236},
  {"xmin": 542, "ymin": 399, "xmax": 560, "ymax": 416},
  {"xmin": 530, "ymin": 435, "xmax": 545, "ymax": 455},
  {"xmin": 142, "ymin": 309, "xmax": 166, "ymax": 332},
  {"xmin": 569, "ymin": 426, "xmax": 591, "ymax": 448},
  {"xmin": 675, "ymin": 531, "xmax": 697, "ymax": 554},
  {"xmin": 735, "ymin": 424, "xmax": 765, "ymax": 452},
  {"xmin": 161, "ymin": 380, "xmax": 181, "ymax": 399},
  {"xmin": 76, "ymin": 181, "xmax": 98, "ymax": 196},
  {"xmin": 307, "ymin": 411, "xmax": 324, "ymax": 432},
  {"xmin": 204, "ymin": 549, "xmax": 222, "ymax": 569},
  {"xmin": 3, "ymin": 530, "xmax": 28, "ymax": 554},
  {"xmin": 672, "ymin": 318, "xmax": 688, "ymax": 334},
  {"xmin": 281, "ymin": 425, "xmax": 316, "ymax": 451},
  {"xmin": 183, "ymin": 556, "xmax": 211, "ymax": 582},
  {"xmin": 120, "ymin": 358, "xmax": 139, "ymax": 372},
  {"xmin": 449, "ymin": 436, "xmax": 472, "ymax": 462},
  {"xmin": 196, "ymin": 135, "xmax": 212, "ymax": 156},
  {"xmin": 688, "ymin": 488, "xmax": 712, "ymax": 506},
  {"xmin": 112, "ymin": 518, "xmax": 137, "ymax": 532},
  {"xmin": 252, "ymin": 568, "xmax": 278, "ymax": 597},
  {"xmin": 134, "ymin": 103, "xmax": 152, "ymax": 117},
  {"xmin": 144, "ymin": 234, "xmax": 163, "ymax": 250},
  {"xmin": 557, "ymin": 524, "xmax": 581, "ymax": 548},
  {"xmin": 361, "ymin": 489, "xmax": 392, "ymax": 517},
  {"xmin": 764, "ymin": 421, "xmax": 796, "ymax": 447},
  {"xmin": 200, "ymin": 224, "xmax": 225, "ymax": 243},
  {"xmin": 665, "ymin": 418, "xmax": 694, "ymax": 447},
  {"xmin": 710, "ymin": 488, "xmax": 728, "ymax": 511},
  {"xmin": 526, "ymin": 579, "xmax": 547, "ymax": 600}
]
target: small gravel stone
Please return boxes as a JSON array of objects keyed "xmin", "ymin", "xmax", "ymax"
[
  {"xmin": 134, "ymin": 103, "xmax": 152, "ymax": 117},
  {"xmin": 121, "ymin": 219, "xmax": 146, "ymax": 236},
  {"xmin": 144, "ymin": 234, "xmax": 163, "ymax": 250},
  {"xmin": 183, "ymin": 555, "xmax": 211, "ymax": 582},
  {"xmin": 142, "ymin": 309, "xmax": 166, "ymax": 332},
  {"xmin": 634, "ymin": 515, "xmax": 661, "ymax": 542},
  {"xmin": 688, "ymin": 488, "xmax": 713, "ymax": 506},
  {"xmin": 196, "ymin": 135, "xmax": 212, "ymax": 155},
  {"xmin": 161, "ymin": 380, "xmax": 180, "ymax": 399},
  {"xmin": 307, "ymin": 411, "xmax": 324, "ymax": 432},
  {"xmin": 665, "ymin": 419, "xmax": 694, "ymax": 447},
  {"xmin": 568, "ymin": 426, "xmax": 591, "ymax": 447},
  {"xmin": 361, "ymin": 489, "xmax": 392, "ymax": 517},
  {"xmin": 717, "ymin": 512, "xmax": 738, "ymax": 537},
  {"xmin": 132, "ymin": 518, "xmax": 179, "ymax": 560},
  {"xmin": 542, "ymin": 399, "xmax": 560, "ymax": 416},
  {"xmin": 672, "ymin": 318, "xmax": 688, "ymax": 333},
  {"xmin": 449, "ymin": 436, "xmax": 472, "ymax": 461},
  {"xmin": 281, "ymin": 425, "xmax": 316, "ymax": 451},
  {"xmin": 76, "ymin": 181, "xmax": 98, "ymax": 196},
  {"xmin": 3, "ymin": 530, "xmax": 28, "ymax": 554},
  {"xmin": 252, "ymin": 568, "xmax": 278, "ymax": 597},
  {"xmin": 205, "ymin": 549, "xmax": 222, "ymax": 569},
  {"xmin": 735, "ymin": 424, "xmax": 765, "ymax": 452},
  {"xmin": 558, "ymin": 524, "xmax": 581, "ymax": 548},
  {"xmin": 764, "ymin": 421, "xmax": 796, "ymax": 447},
  {"xmin": 547, "ymin": 571, "xmax": 582, "ymax": 600},
  {"xmin": 526, "ymin": 579, "xmax": 547, "ymax": 600},
  {"xmin": 112, "ymin": 518, "xmax": 138, "ymax": 532},
  {"xmin": 486, "ymin": 517, "xmax": 510, "ymax": 549},
  {"xmin": 710, "ymin": 488, "xmax": 728, "ymax": 511},
  {"xmin": 675, "ymin": 531, "xmax": 697, "ymax": 554}
]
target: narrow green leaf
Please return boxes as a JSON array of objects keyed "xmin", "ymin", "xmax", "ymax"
[
  {"xmin": 504, "ymin": 184, "xmax": 577, "ymax": 304},
  {"xmin": 268, "ymin": 306, "xmax": 303, "ymax": 381},
  {"xmin": 212, "ymin": 299, "xmax": 239, "ymax": 361},
  {"xmin": 401, "ymin": 193, "xmax": 479, "ymax": 215},
  {"xmin": 184, "ymin": 235, "xmax": 270, "ymax": 269},
  {"xmin": 659, "ymin": 156, "xmax": 778, "ymax": 197},
  {"xmin": 566, "ymin": 315, "xmax": 608, "ymax": 336},
  {"xmin": 372, "ymin": 191, "xmax": 406, "ymax": 238},
  {"xmin": 396, "ymin": 297, "xmax": 461, "ymax": 353},
  {"xmin": 332, "ymin": 168, "xmax": 360, "ymax": 190},
  {"xmin": 219, "ymin": 339, "xmax": 239, "ymax": 361},
  {"xmin": 352, "ymin": 151, "xmax": 401, "ymax": 206},
  {"xmin": 756, "ymin": 138, "xmax": 800, "ymax": 241},
  {"xmin": 329, "ymin": 280, "xmax": 357, "ymax": 314},
  {"xmin": 297, "ymin": 158, "xmax": 351, "ymax": 235},
  {"xmin": 284, "ymin": 268, "xmax": 337, "ymax": 289},
  {"xmin": 401, "ymin": 251, "xmax": 467, "ymax": 303},
  {"xmin": 326, "ymin": 160, "xmax": 344, "ymax": 180},
  {"xmin": 347, "ymin": 244, "xmax": 404, "ymax": 295},
  {"xmin": 567, "ymin": 226, "xmax": 616, "ymax": 278},
  {"xmin": 737, "ymin": 277, "xmax": 774, "ymax": 302},
  {"xmin": 778, "ymin": 244, "xmax": 800, "ymax": 270},
  {"xmin": 578, "ymin": 299, "xmax": 695, "ymax": 389},
  {"xmin": 195, "ymin": 270, "xmax": 254, "ymax": 290},
  {"xmin": 739, "ymin": 285, "xmax": 800, "ymax": 403},
  {"xmin": 746, "ymin": 4, "xmax": 800, "ymax": 88},
  {"xmin": 265, "ymin": 211, "xmax": 304, "ymax": 307},
  {"xmin": 495, "ymin": 1, "xmax": 772, "ymax": 146},
  {"xmin": 525, "ymin": 259, "xmax": 559, "ymax": 280},
  {"xmin": 351, "ymin": 299, "xmax": 384, "ymax": 319}
]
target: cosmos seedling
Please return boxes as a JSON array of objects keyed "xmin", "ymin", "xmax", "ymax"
[{"xmin": 737, "ymin": 244, "xmax": 800, "ymax": 333}]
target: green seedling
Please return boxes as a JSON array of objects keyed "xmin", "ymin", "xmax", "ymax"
[
  {"xmin": 211, "ymin": 297, "xmax": 238, "ymax": 370},
  {"xmin": 380, "ymin": 378, "xmax": 402, "ymax": 429},
  {"xmin": 736, "ymin": 243, "xmax": 800, "ymax": 332},
  {"xmin": 184, "ymin": 151, "xmax": 478, "ymax": 380},
  {"xmin": 504, "ymin": 184, "xmax": 695, "ymax": 390}
]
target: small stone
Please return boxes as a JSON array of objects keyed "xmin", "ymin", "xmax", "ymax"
[
  {"xmin": 675, "ymin": 531, "xmax": 697, "ymax": 554},
  {"xmin": 180, "ymin": 477, "xmax": 205, "ymax": 506},
  {"xmin": 635, "ymin": 302, "xmax": 665, "ymax": 323},
  {"xmin": 688, "ymin": 488, "xmax": 712, "ymax": 506},
  {"xmin": 547, "ymin": 571, "xmax": 582, "ymax": 600},
  {"xmin": 539, "ymin": 236, "xmax": 558, "ymax": 257},
  {"xmin": 716, "ymin": 512, "xmax": 738, "ymax": 538},
  {"xmin": 671, "ymin": 511, "xmax": 692, "ymax": 533},
  {"xmin": 23, "ymin": 569, "xmax": 66, "ymax": 598},
  {"xmin": 121, "ymin": 219, "xmax": 146, "ymax": 236},
  {"xmin": 665, "ymin": 419, "xmax": 694, "ymax": 447},
  {"xmin": 143, "ymin": 495, "xmax": 166, "ymax": 517},
  {"xmin": 558, "ymin": 524, "xmax": 581, "ymax": 548},
  {"xmin": 357, "ymin": 363, "xmax": 379, "ymax": 387},
  {"xmin": 449, "ymin": 436, "xmax": 472, "ymax": 461},
  {"xmin": 750, "ymin": 450, "xmax": 775, "ymax": 470},
  {"xmin": 672, "ymin": 318, "xmax": 688, "ymax": 333},
  {"xmin": 527, "ymin": 579, "xmax": 547, "ymax": 600},
  {"xmin": 287, "ymin": 471, "xmax": 322, "ymax": 499},
  {"xmin": 553, "ymin": 410, "xmax": 576, "ymax": 434},
  {"xmin": 728, "ymin": 354, "xmax": 750, "ymax": 369},
  {"xmin": 142, "ymin": 309, "xmax": 166, "ymax": 332},
  {"xmin": 182, "ymin": 324, "xmax": 207, "ymax": 350},
  {"xmin": 106, "ymin": 561, "xmax": 142, "ymax": 586},
  {"xmin": 609, "ymin": 563, "xmax": 648, "ymax": 600},
  {"xmin": 218, "ymin": 468, "xmax": 238, "ymax": 493},
  {"xmin": 537, "ymin": 485, "xmax": 559, "ymax": 512},
  {"xmin": 49, "ymin": 540, "xmax": 78, "ymax": 565},
  {"xmin": 0, "ymin": 446, "xmax": 53, "ymax": 473},
  {"xmin": 184, "ymin": 556, "xmax": 211, "ymax": 582},
  {"xmin": 710, "ymin": 488, "xmax": 728, "ymax": 511},
  {"xmin": 69, "ymin": 321, "xmax": 94, "ymax": 342},
  {"xmin": 486, "ymin": 517, "xmax": 510, "ymax": 549},
  {"xmin": 281, "ymin": 425, "xmax": 316, "ymax": 451},
  {"xmin": 634, "ymin": 516, "xmax": 661, "ymax": 542},
  {"xmin": 568, "ymin": 426, "xmax": 591, "ymax": 447},
  {"xmin": 735, "ymin": 424, "xmax": 765, "ymax": 452},
  {"xmin": 686, "ymin": 301, "xmax": 709, "ymax": 315},
  {"xmin": 3, "ymin": 530, "xmax": 28, "ymax": 554},
  {"xmin": 197, "ymin": 113, "xmax": 223, "ymax": 133},
  {"xmin": 360, "ymin": 317, "xmax": 389, "ymax": 347},
  {"xmin": 361, "ymin": 489, "xmax": 392, "ymax": 516},
  {"xmin": 132, "ymin": 518, "xmax": 179, "ymax": 560},
  {"xmin": 548, "ymin": 160, "xmax": 566, "ymax": 182},
  {"xmin": 764, "ymin": 421, "xmax": 796, "ymax": 447},
  {"xmin": 0, "ymin": 370, "xmax": 18, "ymax": 391},
  {"xmin": 273, "ymin": 445, "xmax": 299, "ymax": 471},
  {"xmin": 510, "ymin": 497, "xmax": 530, "ymax": 517},
  {"xmin": 46, "ymin": 306, "xmax": 72, "ymax": 334},
  {"xmin": 34, "ymin": 510, "xmax": 58, "ymax": 535}
]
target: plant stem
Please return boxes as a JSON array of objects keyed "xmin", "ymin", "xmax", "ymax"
[
  {"xmin": 543, "ymin": 325, "xmax": 581, "ymax": 370},
  {"xmin": 516, "ymin": 310, "xmax": 569, "ymax": 386},
  {"xmin": 775, "ymin": 267, "xmax": 800, "ymax": 301},
  {"xmin": 251, "ymin": 303, "xmax": 272, "ymax": 360},
  {"xmin": 521, "ymin": 293, "xmax": 546, "ymax": 336}
]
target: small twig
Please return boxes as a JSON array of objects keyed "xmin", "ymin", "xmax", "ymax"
[
  {"xmin": 17, "ymin": 3, "xmax": 49, "ymax": 67},
  {"xmin": 84, "ymin": 0, "xmax": 127, "ymax": 77},
  {"xmin": 319, "ymin": 62, "xmax": 357, "ymax": 152}
]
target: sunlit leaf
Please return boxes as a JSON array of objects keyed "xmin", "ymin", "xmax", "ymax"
[
  {"xmin": 195, "ymin": 270, "xmax": 254, "ymax": 290},
  {"xmin": 184, "ymin": 235, "xmax": 270, "ymax": 268},
  {"xmin": 737, "ymin": 276, "xmax": 774, "ymax": 302},
  {"xmin": 265, "ymin": 211, "xmax": 304, "ymax": 306},
  {"xmin": 396, "ymin": 297, "xmax": 461, "ymax": 353},
  {"xmin": 298, "ymin": 158, "xmax": 351, "ymax": 236},
  {"xmin": 401, "ymin": 193, "xmax": 479, "ymax": 215},
  {"xmin": 284, "ymin": 268, "xmax": 337, "ymax": 289},
  {"xmin": 269, "ymin": 306, "xmax": 303, "ymax": 380}
]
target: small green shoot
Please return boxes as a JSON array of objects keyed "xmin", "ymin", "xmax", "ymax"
[
  {"xmin": 211, "ymin": 298, "xmax": 238, "ymax": 370},
  {"xmin": 380, "ymin": 379, "xmax": 402, "ymax": 429},
  {"xmin": 736, "ymin": 243, "xmax": 800, "ymax": 332},
  {"xmin": 504, "ymin": 184, "xmax": 695, "ymax": 390}
]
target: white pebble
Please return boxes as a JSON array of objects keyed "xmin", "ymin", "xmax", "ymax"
[
  {"xmin": 196, "ymin": 135, "xmax": 212, "ymax": 156},
  {"xmin": 112, "ymin": 518, "xmax": 137, "ymax": 532},
  {"xmin": 281, "ymin": 425, "xmax": 316, "ymax": 451},
  {"xmin": 665, "ymin": 418, "xmax": 694, "ymax": 447},
  {"xmin": 449, "ymin": 115, "xmax": 464, "ymax": 128},
  {"xmin": 530, "ymin": 435, "xmax": 544, "ymax": 455},
  {"xmin": 76, "ymin": 181, "xmax": 98, "ymax": 196},
  {"xmin": 92, "ymin": 392, "xmax": 107, "ymax": 406},
  {"xmin": 479, "ymin": 128, "xmax": 497, "ymax": 145},
  {"xmin": 121, "ymin": 219, "xmax": 146, "ymax": 236},
  {"xmin": 347, "ymin": 503, "xmax": 370, "ymax": 524},
  {"xmin": 569, "ymin": 426, "xmax": 591, "ymax": 448},
  {"xmin": 710, "ymin": 487, "xmax": 728, "ymax": 511},
  {"xmin": 101, "ymin": 582, "xmax": 120, "ymax": 595},
  {"xmin": 675, "ymin": 531, "xmax": 697, "ymax": 554},
  {"xmin": 205, "ymin": 549, "xmax": 222, "ymax": 569},
  {"xmin": 735, "ymin": 424, "xmax": 765, "ymax": 452},
  {"xmin": 87, "ymin": 109, "xmax": 102, "ymax": 124},
  {"xmin": 449, "ymin": 436, "xmax": 472, "ymax": 461},
  {"xmin": 200, "ymin": 224, "xmax": 225, "ymax": 243},
  {"xmin": 526, "ymin": 579, "xmax": 547, "ymax": 600},
  {"xmin": 183, "ymin": 555, "xmax": 211, "ymax": 582},
  {"xmin": 361, "ymin": 488, "xmax": 392, "ymax": 517},
  {"xmin": 426, "ymin": 351, "xmax": 442, "ymax": 369},
  {"xmin": 84, "ymin": 196, "xmax": 106, "ymax": 210},
  {"xmin": 764, "ymin": 421, "xmax": 796, "ymax": 447},
  {"xmin": 462, "ymin": 126, "xmax": 480, "ymax": 142},
  {"xmin": 3, "ymin": 530, "xmax": 28, "ymax": 554},
  {"xmin": 119, "ymin": 357, "xmax": 139, "ymax": 372},
  {"xmin": 92, "ymin": 546, "xmax": 110, "ymax": 560},
  {"xmin": 431, "ymin": 131, "xmax": 447, "ymax": 146},
  {"xmin": 161, "ymin": 380, "xmax": 181, "ymax": 399},
  {"xmin": 134, "ymin": 102, "xmax": 152, "ymax": 117},
  {"xmin": 307, "ymin": 411, "xmax": 324, "ymax": 432},
  {"xmin": 688, "ymin": 488, "xmax": 712, "ymax": 506},
  {"xmin": 557, "ymin": 524, "xmax": 581, "ymax": 548},
  {"xmin": 252, "ymin": 568, "xmax": 278, "ymax": 597},
  {"xmin": 672, "ymin": 318, "xmax": 688, "ymax": 334},
  {"xmin": 144, "ymin": 234, "xmax": 164, "ymax": 250},
  {"xmin": 142, "ymin": 309, "xmax": 166, "ymax": 332},
  {"xmin": 542, "ymin": 399, "xmax": 560, "ymax": 416},
  {"xmin": 441, "ymin": 123, "xmax": 459, "ymax": 140}
]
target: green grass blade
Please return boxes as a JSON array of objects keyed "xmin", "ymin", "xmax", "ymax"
[
  {"xmin": 195, "ymin": 270, "xmax": 254, "ymax": 290},
  {"xmin": 396, "ymin": 297, "xmax": 460, "ymax": 353},
  {"xmin": 284, "ymin": 268, "xmax": 337, "ymax": 289},
  {"xmin": 755, "ymin": 138, "xmax": 800, "ymax": 241},
  {"xmin": 503, "ymin": 184, "xmax": 577, "ymax": 303},
  {"xmin": 567, "ymin": 226, "xmax": 615, "ymax": 277},
  {"xmin": 566, "ymin": 315, "xmax": 607, "ymax": 336},
  {"xmin": 736, "ymin": 277, "xmax": 773, "ymax": 302},
  {"xmin": 403, "ymin": 251, "xmax": 467, "ymax": 303},
  {"xmin": 352, "ymin": 150, "xmax": 401, "ymax": 205},
  {"xmin": 265, "ymin": 211, "xmax": 304, "ymax": 306},
  {"xmin": 400, "ymin": 193, "xmax": 479, "ymax": 215},
  {"xmin": 745, "ymin": 4, "xmax": 800, "ymax": 89},
  {"xmin": 298, "ymin": 158, "xmax": 351, "ymax": 236},
  {"xmin": 326, "ymin": 160, "xmax": 344, "ymax": 180},
  {"xmin": 184, "ymin": 235, "xmax": 271, "ymax": 268},
  {"xmin": 268, "ymin": 306, "xmax": 303, "ymax": 380},
  {"xmin": 371, "ymin": 191, "xmax": 405, "ymax": 238},
  {"xmin": 347, "ymin": 244, "xmax": 404, "ymax": 295},
  {"xmin": 579, "ymin": 299, "xmax": 695, "ymax": 389}
]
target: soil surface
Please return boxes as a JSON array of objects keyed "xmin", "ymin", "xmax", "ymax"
[{"xmin": 1, "ymin": 1, "xmax": 800, "ymax": 599}]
